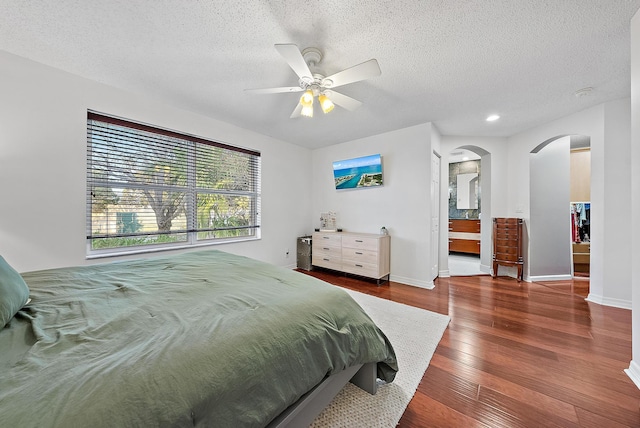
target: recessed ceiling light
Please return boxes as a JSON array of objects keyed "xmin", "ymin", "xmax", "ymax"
[{"xmin": 486, "ymin": 114, "xmax": 500, "ymax": 122}]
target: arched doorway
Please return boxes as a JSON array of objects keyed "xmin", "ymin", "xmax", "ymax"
[
  {"xmin": 529, "ymin": 134, "xmax": 591, "ymax": 294},
  {"xmin": 446, "ymin": 146, "xmax": 491, "ymax": 276}
]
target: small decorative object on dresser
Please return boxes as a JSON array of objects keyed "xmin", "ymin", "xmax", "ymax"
[
  {"xmin": 448, "ymin": 219, "xmax": 481, "ymax": 254},
  {"xmin": 492, "ymin": 217, "xmax": 524, "ymax": 281},
  {"xmin": 312, "ymin": 231, "xmax": 391, "ymax": 284},
  {"xmin": 319, "ymin": 211, "xmax": 337, "ymax": 231}
]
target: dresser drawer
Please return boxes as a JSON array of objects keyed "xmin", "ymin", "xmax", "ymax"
[
  {"xmin": 449, "ymin": 219, "xmax": 481, "ymax": 233},
  {"xmin": 313, "ymin": 232, "xmax": 342, "ymax": 248},
  {"xmin": 313, "ymin": 247, "xmax": 342, "ymax": 259},
  {"xmin": 494, "ymin": 239, "xmax": 519, "ymax": 250},
  {"xmin": 493, "ymin": 252, "xmax": 520, "ymax": 262},
  {"xmin": 495, "ymin": 229, "xmax": 519, "ymax": 239},
  {"xmin": 449, "ymin": 238, "xmax": 480, "ymax": 254},
  {"xmin": 342, "ymin": 248, "xmax": 378, "ymax": 264},
  {"xmin": 494, "ymin": 245, "xmax": 518, "ymax": 255},
  {"xmin": 342, "ymin": 260, "xmax": 379, "ymax": 278},
  {"xmin": 341, "ymin": 235, "xmax": 379, "ymax": 251},
  {"xmin": 312, "ymin": 242, "xmax": 343, "ymax": 255},
  {"xmin": 494, "ymin": 218, "xmax": 520, "ymax": 227},
  {"xmin": 312, "ymin": 253, "xmax": 342, "ymax": 271}
]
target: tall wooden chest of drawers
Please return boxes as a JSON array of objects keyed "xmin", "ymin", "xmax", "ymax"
[
  {"xmin": 312, "ymin": 232, "xmax": 390, "ymax": 284},
  {"xmin": 492, "ymin": 218, "xmax": 524, "ymax": 281}
]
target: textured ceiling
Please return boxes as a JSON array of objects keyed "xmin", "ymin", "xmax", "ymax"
[{"xmin": 1, "ymin": 1, "xmax": 639, "ymax": 149}]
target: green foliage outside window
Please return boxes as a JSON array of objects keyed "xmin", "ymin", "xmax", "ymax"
[{"xmin": 87, "ymin": 113, "xmax": 260, "ymax": 253}]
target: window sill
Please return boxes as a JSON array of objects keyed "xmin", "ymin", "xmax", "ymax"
[{"xmin": 86, "ymin": 236, "xmax": 260, "ymax": 260}]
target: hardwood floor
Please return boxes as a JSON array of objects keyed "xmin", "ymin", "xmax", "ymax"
[{"xmin": 300, "ymin": 269, "xmax": 640, "ymax": 427}]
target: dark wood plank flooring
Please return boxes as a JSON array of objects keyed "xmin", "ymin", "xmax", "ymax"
[{"xmin": 299, "ymin": 269, "xmax": 640, "ymax": 427}]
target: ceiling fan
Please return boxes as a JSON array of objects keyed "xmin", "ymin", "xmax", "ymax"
[{"xmin": 245, "ymin": 44, "xmax": 381, "ymax": 118}]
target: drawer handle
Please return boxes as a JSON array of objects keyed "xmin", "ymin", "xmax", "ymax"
[
  {"xmin": 323, "ymin": 236, "xmax": 330, "ymax": 239},
  {"xmin": 355, "ymin": 264, "xmax": 363, "ymax": 267},
  {"xmin": 323, "ymin": 258, "xmax": 330, "ymax": 261},
  {"xmin": 323, "ymin": 247, "xmax": 330, "ymax": 250},
  {"xmin": 355, "ymin": 251, "xmax": 363, "ymax": 255},
  {"xmin": 355, "ymin": 239, "xmax": 363, "ymax": 242}
]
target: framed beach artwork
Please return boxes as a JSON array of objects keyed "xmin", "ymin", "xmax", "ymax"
[{"xmin": 332, "ymin": 154, "xmax": 383, "ymax": 189}]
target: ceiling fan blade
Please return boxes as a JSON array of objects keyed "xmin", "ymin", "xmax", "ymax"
[
  {"xmin": 325, "ymin": 90, "xmax": 362, "ymax": 111},
  {"xmin": 275, "ymin": 44, "xmax": 313, "ymax": 81},
  {"xmin": 323, "ymin": 59, "xmax": 381, "ymax": 88},
  {"xmin": 290, "ymin": 103, "xmax": 302, "ymax": 119},
  {"xmin": 245, "ymin": 86, "xmax": 303, "ymax": 94}
]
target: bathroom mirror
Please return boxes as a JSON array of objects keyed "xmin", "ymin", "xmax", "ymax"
[{"xmin": 457, "ymin": 173, "xmax": 479, "ymax": 209}]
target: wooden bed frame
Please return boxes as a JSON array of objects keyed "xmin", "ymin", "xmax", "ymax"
[{"xmin": 268, "ymin": 362, "xmax": 378, "ymax": 427}]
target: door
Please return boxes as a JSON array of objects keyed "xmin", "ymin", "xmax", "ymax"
[{"xmin": 431, "ymin": 152, "xmax": 441, "ymax": 281}]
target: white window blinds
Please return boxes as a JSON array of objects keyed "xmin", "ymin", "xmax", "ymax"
[{"xmin": 86, "ymin": 112, "xmax": 260, "ymax": 253}]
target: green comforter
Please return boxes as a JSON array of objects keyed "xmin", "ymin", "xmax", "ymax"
[{"xmin": 0, "ymin": 250, "xmax": 397, "ymax": 427}]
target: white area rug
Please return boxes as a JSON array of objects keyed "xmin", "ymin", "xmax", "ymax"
[{"xmin": 311, "ymin": 289, "xmax": 450, "ymax": 427}]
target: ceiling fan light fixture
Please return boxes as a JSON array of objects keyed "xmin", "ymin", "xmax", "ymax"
[
  {"xmin": 248, "ymin": 44, "xmax": 380, "ymax": 119},
  {"xmin": 300, "ymin": 89, "xmax": 314, "ymax": 117},
  {"xmin": 318, "ymin": 94, "xmax": 335, "ymax": 114},
  {"xmin": 301, "ymin": 104, "xmax": 313, "ymax": 118},
  {"xmin": 300, "ymin": 90, "xmax": 314, "ymax": 106}
]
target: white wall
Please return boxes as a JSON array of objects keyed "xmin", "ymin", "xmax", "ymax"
[
  {"xmin": 430, "ymin": 126, "xmax": 442, "ymax": 281},
  {"xmin": 626, "ymin": 7, "xmax": 640, "ymax": 389},
  {"xmin": 602, "ymin": 99, "xmax": 633, "ymax": 303},
  {"xmin": 506, "ymin": 101, "xmax": 631, "ymax": 307},
  {"xmin": 0, "ymin": 51, "xmax": 312, "ymax": 272},
  {"xmin": 310, "ymin": 123, "xmax": 436, "ymax": 288},
  {"xmin": 529, "ymin": 136, "xmax": 571, "ymax": 279}
]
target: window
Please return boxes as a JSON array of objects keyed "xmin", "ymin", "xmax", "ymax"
[{"xmin": 86, "ymin": 112, "xmax": 260, "ymax": 255}]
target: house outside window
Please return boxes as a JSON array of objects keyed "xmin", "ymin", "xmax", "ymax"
[{"xmin": 86, "ymin": 111, "xmax": 261, "ymax": 256}]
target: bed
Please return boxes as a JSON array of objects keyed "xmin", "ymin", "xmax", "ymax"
[{"xmin": 0, "ymin": 249, "xmax": 397, "ymax": 427}]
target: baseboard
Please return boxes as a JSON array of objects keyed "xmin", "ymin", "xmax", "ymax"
[
  {"xmin": 625, "ymin": 360, "xmax": 640, "ymax": 390},
  {"xmin": 585, "ymin": 293, "xmax": 632, "ymax": 310},
  {"xmin": 528, "ymin": 274, "xmax": 573, "ymax": 282},
  {"xmin": 390, "ymin": 274, "xmax": 435, "ymax": 290},
  {"xmin": 438, "ymin": 269, "xmax": 450, "ymax": 278},
  {"xmin": 480, "ymin": 264, "xmax": 491, "ymax": 274}
]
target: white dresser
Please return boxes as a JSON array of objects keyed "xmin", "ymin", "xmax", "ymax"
[{"xmin": 312, "ymin": 231, "xmax": 390, "ymax": 283}]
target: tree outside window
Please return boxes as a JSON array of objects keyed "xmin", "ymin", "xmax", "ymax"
[{"xmin": 87, "ymin": 112, "xmax": 260, "ymax": 254}]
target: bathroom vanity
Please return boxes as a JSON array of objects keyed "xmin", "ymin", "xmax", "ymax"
[{"xmin": 448, "ymin": 218, "xmax": 481, "ymax": 255}]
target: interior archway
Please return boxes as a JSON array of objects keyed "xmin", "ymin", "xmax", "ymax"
[
  {"xmin": 446, "ymin": 146, "xmax": 492, "ymax": 276},
  {"xmin": 529, "ymin": 134, "xmax": 591, "ymax": 289}
]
